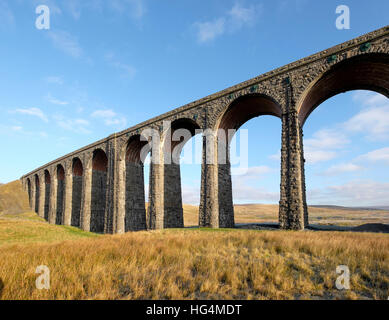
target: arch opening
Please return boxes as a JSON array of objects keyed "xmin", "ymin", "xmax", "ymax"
[
  {"xmin": 56, "ymin": 165, "xmax": 65, "ymax": 225},
  {"xmin": 162, "ymin": 118, "xmax": 201, "ymax": 228},
  {"xmin": 216, "ymin": 94, "xmax": 282, "ymax": 227},
  {"xmin": 299, "ymin": 53, "xmax": 389, "ymax": 126},
  {"xmin": 91, "ymin": 149, "xmax": 108, "ymax": 233},
  {"xmin": 124, "ymin": 135, "xmax": 149, "ymax": 231},
  {"xmin": 44, "ymin": 170, "xmax": 51, "ymax": 221},
  {"xmin": 302, "ymin": 89, "xmax": 389, "ymax": 227},
  {"xmin": 71, "ymin": 158, "xmax": 83, "ymax": 227}
]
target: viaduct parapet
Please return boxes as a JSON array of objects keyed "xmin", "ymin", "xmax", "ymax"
[{"xmin": 21, "ymin": 26, "xmax": 389, "ymax": 232}]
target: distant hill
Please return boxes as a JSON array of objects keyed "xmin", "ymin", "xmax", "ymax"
[
  {"xmin": 0, "ymin": 180, "xmax": 30, "ymax": 214},
  {"xmin": 311, "ymin": 205, "xmax": 389, "ymax": 211}
]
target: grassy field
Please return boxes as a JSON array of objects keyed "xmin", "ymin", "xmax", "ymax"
[
  {"xmin": 183, "ymin": 204, "xmax": 389, "ymax": 227},
  {"xmin": 0, "ymin": 180, "xmax": 388, "ymax": 300}
]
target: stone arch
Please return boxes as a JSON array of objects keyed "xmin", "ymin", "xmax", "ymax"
[
  {"xmin": 298, "ymin": 53, "xmax": 389, "ymax": 126},
  {"xmin": 213, "ymin": 93, "xmax": 283, "ymax": 228},
  {"xmin": 34, "ymin": 174, "xmax": 40, "ymax": 213},
  {"xmin": 161, "ymin": 117, "xmax": 201, "ymax": 228},
  {"xmin": 217, "ymin": 93, "xmax": 282, "ymax": 132},
  {"xmin": 56, "ymin": 164, "xmax": 65, "ymax": 225},
  {"xmin": 71, "ymin": 157, "xmax": 83, "ymax": 227},
  {"xmin": 91, "ymin": 148, "xmax": 108, "ymax": 233},
  {"xmin": 44, "ymin": 170, "xmax": 51, "ymax": 221}
]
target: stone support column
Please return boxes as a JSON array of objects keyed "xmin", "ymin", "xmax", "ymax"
[
  {"xmin": 49, "ymin": 172, "xmax": 57, "ymax": 225},
  {"xmin": 63, "ymin": 166, "xmax": 73, "ymax": 226},
  {"xmin": 125, "ymin": 162, "xmax": 147, "ymax": 231},
  {"xmin": 38, "ymin": 173, "xmax": 45, "ymax": 218},
  {"xmin": 279, "ymin": 78, "xmax": 306, "ymax": 230},
  {"xmin": 31, "ymin": 182, "xmax": 36, "ymax": 213},
  {"xmin": 163, "ymin": 163, "xmax": 184, "ymax": 228},
  {"xmin": 199, "ymin": 131, "xmax": 234, "ymax": 228},
  {"xmin": 80, "ymin": 159, "xmax": 92, "ymax": 232},
  {"xmin": 104, "ymin": 141, "xmax": 116, "ymax": 234}
]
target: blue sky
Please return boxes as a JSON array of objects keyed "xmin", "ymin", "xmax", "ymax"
[{"xmin": 0, "ymin": 0, "xmax": 388, "ymax": 206}]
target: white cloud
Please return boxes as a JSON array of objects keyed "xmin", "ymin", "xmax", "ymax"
[
  {"xmin": 91, "ymin": 109, "xmax": 127, "ymax": 128},
  {"xmin": 13, "ymin": 107, "xmax": 48, "ymax": 122},
  {"xmin": 109, "ymin": 0, "xmax": 146, "ymax": 20},
  {"xmin": 305, "ymin": 128, "xmax": 349, "ymax": 150},
  {"xmin": 352, "ymin": 91, "xmax": 388, "ymax": 107},
  {"xmin": 92, "ymin": 109, "xmax": 116, "ymax": 119},
  {"xmin": 231, "ymin": 166, "xmax": 279, "ymax": 203},
  {"xmin": 105, "ymin": 52, "xmax": 136, "ymax": 78},
  {"xmin": 304, "ymin": 129, "xmax": 349, "ymax": 164},
  {"xmin": 11, "ymin": 126, "xmax": 23, "ymax": 132},
  {"xmin": 45, "ymin": 76, "xmax": 63, "ymax": 85},
  {"xmin": 193, "ymin": 2, "xmax": 262, "ymax": 43},
  {"xmin": 344, "ymin": 105, "xmax": 389, "ymax": 141},
  {"xmin": 194, "ymin": 18, "xmax": 226, "ymax": 43},
  {"xmin": 232, "ymin": 182, "xmax": 279, "ymax": 203},
  {"xmin": 269, "ymin": 151, "xmax": 281, "ymax": 161},
  {"xmin": 344, "ymin": 92, "xmax": 389, "ymax": 140},
  {"xmin": 321, "ymin": 163, "xmax": 363, "ymax": 176},
  {"xmin": 309, "ymin": 180, "xmax": 389, "ymax": 206},
  {"xmin": 46, "ymin": 93, "xmax": 68, "ymax": 105},
  {"xmin": 359, "ymin": 147, "xmax": 389, "ymax": 165},
  {"xmin": 48, "ymin": 30, "xmax": 83, "ymax": 58},
  {"xmin": 54, "ymin": 115, "xmax": 90, "ymax": 134},
  {"xmin": 305, "ymin": 150, "xmax": 337, "ymax": 164},
  {"xmin": 228, "ymin": 2, "xmax": 262, "ymax": 28},
  {"xmin": 0, "ymin": 124, "xmax": 48, "ymax": 138}
]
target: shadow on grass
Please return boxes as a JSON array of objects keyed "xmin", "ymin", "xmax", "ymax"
[{"xmin": 0, "ymin": 278, "xmax": 4, "ymax": 298}]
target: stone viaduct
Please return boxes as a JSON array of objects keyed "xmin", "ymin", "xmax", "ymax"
[{"xmin": 21, "ymin": 26, "xmax": 389, "ymax": 233}]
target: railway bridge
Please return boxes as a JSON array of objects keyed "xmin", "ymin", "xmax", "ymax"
[{"xmin": 21, "ymin": 26, "xmax": 389, "ymax": 233}]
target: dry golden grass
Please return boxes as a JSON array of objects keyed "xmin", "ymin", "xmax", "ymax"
[
  {"xmin": 0, "ymin": 228, "xmax": 388, "ymax": 300},
  {"xmin": 0, "ymin": 180, "xmax": 388, "ymax": 300}
]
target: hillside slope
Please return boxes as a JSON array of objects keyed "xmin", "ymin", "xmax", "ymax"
[{"xmin": 0, "ymin": 180, "xmax": 30, "ymax": 214}]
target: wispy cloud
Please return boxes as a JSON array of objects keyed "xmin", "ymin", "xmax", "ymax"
[
  {"xmin": 320, "ymin": 163, "xmax": 363, "ymax": 176},
  {"xmin": 48, "ymin": 30, "xmax": 83, "ymax": 58},
  {"xmin": 54, "ymin": 115, "xmax": 90, "ymax": 134},
  {"xmin": 0, "ymin": 124, "xmax": 48, "ymax": 138},
  {"xmin": 46, "ymin": 93, "xmax": 68, "ymax": 105},
  {"xmin": 45, "ymin": 76, "xmax": 64, "ymax": 85},
  {"xmin": 309, "ymin": 180, "xmax": 389, "ymax": 206},
  {"xmin": 231, "ymin": 166, "xmax": 279, "ymax": 203},
  {"xmin": 194, "ymin": 18, "xmax": 226, "ymax": 43},
  {"xmin": 193, "ymin": 2, "xmax": 263, "ymax": 43},
  {"xmin": 12, "ymin": 107, "xmax": 48, "ymax": 122},
  {"xmin": 359, "ymin": 147, "xmax": 389, "ymax": 165},
  {"xmin": 109, "ymin": 0, "xmax": 146, "ymax": 20},
  {"xmin": 342, "ymin": 91, "xmax": 389, "ymax": 140},
  {"xmin": 304, "ymin": 129, "xmax": 349, "ymax": 164},
  {"xmin": 62, "ymin": 0, "xmax": 82, "ymax": 20},
  {"xmin": 105, "ymin": 52, "xmax": 136, "ymax": 78},
  {"xmin": 91, "ymin": 109, "xmax": 127, "ymax": 128}
]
